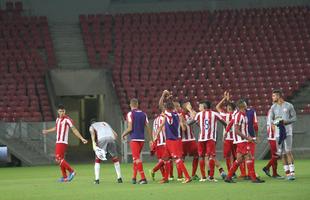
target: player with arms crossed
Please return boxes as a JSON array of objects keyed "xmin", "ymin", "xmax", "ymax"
[
  {"xmin": 268, "ymin": 89, "xmax": 297, "ymax": 180},
  {"xmin": 122, "ymin": 98, "xmax": 152, "ymax": 184},
  {"xmin": 89, "ymin": 119, "xmax": 123, "ymax": 184},
  {"xmin": 42, "ymin": 104, "xmax": 88, "ymax": 182}
]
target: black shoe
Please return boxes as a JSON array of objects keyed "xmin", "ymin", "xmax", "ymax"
[
  {"xmin": 139, "ymin": 179, "xmax": 148, "ymax": 184},
  {"xmin": 117, "ymin": 178, "xmax": 123, "ymax": 183},
  {"xmin": 94, "ymin": 179, "xmax": 99, "ymax": 184},
  {"xmin": 225, "ymin": 178, "xmax": 236, "ymax": 183},
  {"xmin": 132, "ymin": 178, "xmax": 137, "ymax": 184},
  {"xmin": 262, "ymin": 167, "xmax": 271, "ymax": 177},
  {"xmin": 252, "ymin": 178, "xmax": 265, "ymax": 183}
]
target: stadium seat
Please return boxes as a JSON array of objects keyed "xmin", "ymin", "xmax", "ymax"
[
  {"xmin": 79, "ymin": 7, "xmax": 310, "ymax": 117},
  {"xmin": 0, "ymin": 11, "xmax": 55, "ymax": 122}
]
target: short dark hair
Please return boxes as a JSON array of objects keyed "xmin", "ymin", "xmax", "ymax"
[
  {"xmin": 90, "ymin": 118, "xmax": 97, "ymax": 124},
  {"xmin": 236, "ymin": 99, "xmax": 246, "ymax": 108},
  {"xmin": 199, "ymin": 101, "xmax": 211, "ymax": 109},
  {"xmin": 242, "ymin": 98, "xmax": 249, "ymax": 105},
  {"xmin": 179, "ymin": 99, "xmax": 185, "ymax": 106},
  {"xmin": 165, "ymin": 101, "xmax": 175, "ymax": 110},
  {"xmin": 227, "ymin": 102, "xmax": 236, "ymax": 110},
  {"xmin": 58, "ymin": 104, "xmax": 65, "ymax": 110},
  {"xmin": 272, "ymin": 89, "xmax": 283, "ymax": 97}
]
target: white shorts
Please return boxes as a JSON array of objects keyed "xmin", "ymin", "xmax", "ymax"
[{"xmin": 97, "ymin": 136, "xmax": 118, "ymax": 157}]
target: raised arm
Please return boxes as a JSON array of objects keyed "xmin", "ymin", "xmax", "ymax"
[
  {"xmin": 186, "ymin": 103, "xmax": 197, "ymax": 120},
  {"xmin": 159, "ymin": 90, "xmax": 170, "ymax": 110},
  {"xmin": 216, "ymin": 91, "xmax": 227, "ymax": 113}
]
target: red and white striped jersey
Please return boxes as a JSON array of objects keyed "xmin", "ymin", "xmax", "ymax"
[
  {"xmin": 55, "ymin": 115, "xmax": 74, "ymax": 144},
  {"xmin": 220, "ymin": 112, "xmax": 234, "ymax": 140},
  {"xmin": 153, "ymin": 115, "xmax": 166, "ymax": 146},
  {"xmin": 233, "ymin": 111, "xmax": 248, "ymax": 144},
  {"xmin": 181, "ymin": 112, "xmax": 196, "ymax": 142},
  {"xmin": 266, "ymin": 109, "xmax": 276, "ymax": 140},
  {"xmin": 195, "ymin": 110, "xmax": 224, "ymax": 141}
]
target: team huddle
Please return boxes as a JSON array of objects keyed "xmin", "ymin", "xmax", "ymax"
[
  {"xmin": 122, "ymin": 89, "xmax": 297, "ymax": 184},
  {"xmin": 42, "ymin": 89, "xmax": 297, "ymax": 184}
]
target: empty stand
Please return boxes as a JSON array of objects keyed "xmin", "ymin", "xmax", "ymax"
[
  {"xmin": 0, "ymin": 5, "xmax": 55, "ymax": 122},
  {"xmin": 81, "ymin": 7, "xmax": 310, "ymax": 118}
]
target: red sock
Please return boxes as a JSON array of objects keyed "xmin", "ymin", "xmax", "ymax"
[
  {"xmin": 169, "ymin": 161, "xmax": 174, "ymax": 177},
  {"xmin": 239, "ymin": 160, "xmax": 246, "ymax": 176},
  {"xmin": 192, "ymin": 157, "xmax": 199, "ymax": 177},
  {"xmin": 246, "ymin": 159, "xmax": 257, "ymax": 181},
  {"xmin": 176, "ymin": 159, "xmax": 190, "ymax": 179},
  {"xmin": 247, "ymin": 159, "xmax": 255, "ymax": 177},
  {"xmin": 59, "ymin": 164, "xmax": 67, "ymax": 178},
  {"xmin": 209, "ymin": 158, "xmax": 215, "ymax": 178},
  {"xmin": 61, "ymin": 159, "xmax": 73, "ymax": 173},
  {"xmin": 136, "ymin": 161, "xmax": 146, "ymax": 180},
  {"xmin": 164, "ymin": 160, "xmax": 171, "ymax": 181},
  {"xmin": 272, "ymin": 158, "xmax": 278, "ymax": 176},
  {"xmin": 227, "ymin": 160, "xmax": 240, "ymax": 178},
  {"xmin": 265, "ymin": 158, "xmax": 274, "ymax": 170},
  {"xmin": 160, "ymin": 166, "xmax": 165, "ymax": 178},
  {"xmin": 132, "ymin": 162, "xmax": 137, "ymax": 179},
  {"xmin": 199, "ymin": 158, "xmax": 206, "ymax": 179},
  {"xmin": 226, "ymin": 158, "xmax": 232, "ymax": 171},
  {"xmin": 153, "ymin": 160, "xmax": 164, "ymax": 173},
  {"xmin": 177, "ymin": 162, "xmax": 183, "ymax": 178}
]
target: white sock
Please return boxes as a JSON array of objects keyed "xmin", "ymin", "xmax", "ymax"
[
  {"xmin": 284, "ymin": 165, "xmax": 289, "ymax": 173},
  {"xmin": 95, "ymin": 163, "xmax": 100, "ymax": 180},
  {"xmin": 114, "ymin": 161, "xmax": 122, "ymax": 179},
  {"xmin": 289, "ymin": 164, "xmax": 295, "ymax": 173}
]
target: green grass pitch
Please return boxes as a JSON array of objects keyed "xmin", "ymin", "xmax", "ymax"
[{"xmin": 0, "ymin": 160, "xmax": 309, "ymax": 200}]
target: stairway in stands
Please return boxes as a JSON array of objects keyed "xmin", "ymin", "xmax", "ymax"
[{"xmin": 50, "ymin": 22, "xmax": 89, "ymax": 69}]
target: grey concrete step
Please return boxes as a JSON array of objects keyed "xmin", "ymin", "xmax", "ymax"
[{"xmin": 50, "ymin": 22, "xmax": 89, "ymax": 69}]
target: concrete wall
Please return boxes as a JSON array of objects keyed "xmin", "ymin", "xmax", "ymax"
[
  {"xmin": 2, "ymin": 0, "xmax": 309, "ymax": 22},
  {"xmin": 48, "ymin": 69, "xmax": 123, "ymax": 134}
]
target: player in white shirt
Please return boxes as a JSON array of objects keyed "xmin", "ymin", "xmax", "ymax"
[{"xmin": 89, "ymin": 119, "xmax": 123, "ymax": 184}]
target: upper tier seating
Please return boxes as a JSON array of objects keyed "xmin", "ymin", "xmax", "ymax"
[{"xmin": 80, "ymin": 6, "xmax": 310, "ymax": 118}]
